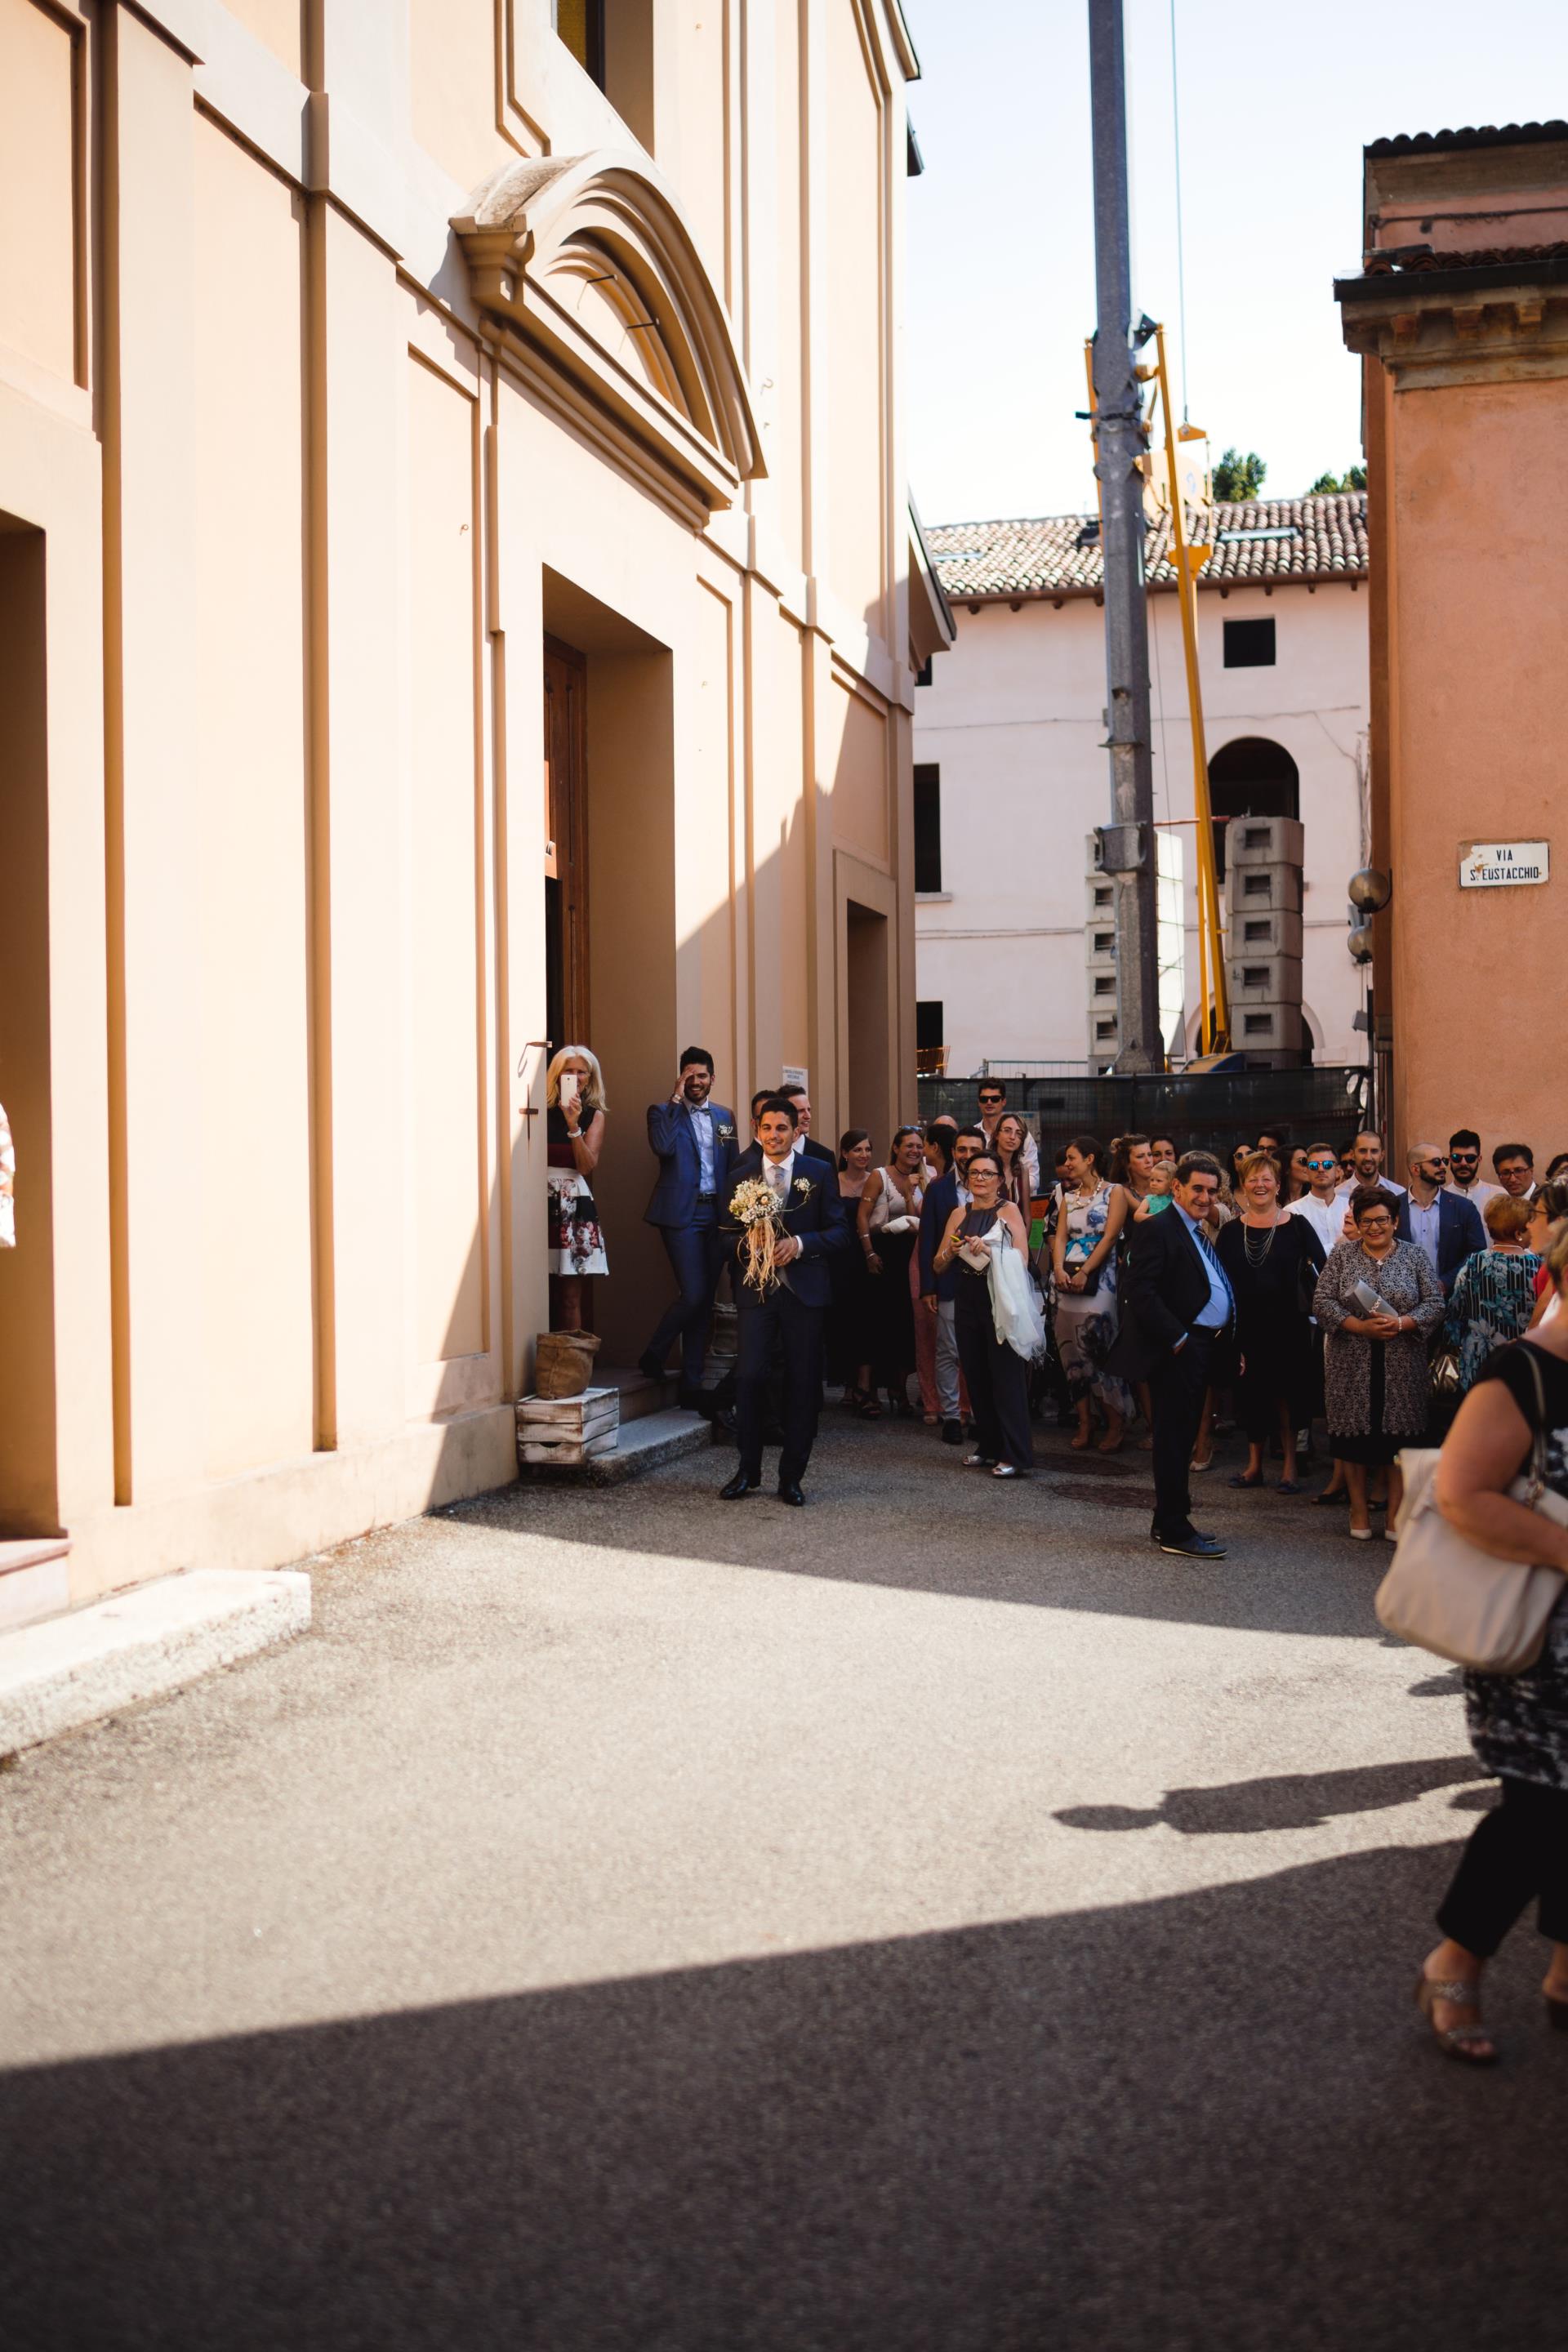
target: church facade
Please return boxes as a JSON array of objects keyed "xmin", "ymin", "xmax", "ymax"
[{"xmin": 0, "ymin": 0, "xmax": 949, "ymax": 1610}]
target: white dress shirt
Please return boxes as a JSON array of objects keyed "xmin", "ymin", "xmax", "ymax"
[
  {"xmin": 688, "ymin": 1102, "xmax": 715, "ymax": 1195},
  {"xmin": 1447, "ymin": 1176, "xmax": 1503, "ymax": 1214},
  {"xmin": 1335, "ymin": 1173, "xmax": 1405, "ymax": 1204},
  {"xmin": 1288, "ymin": 1192, "xmax": 1340, "ymax": 1260}
]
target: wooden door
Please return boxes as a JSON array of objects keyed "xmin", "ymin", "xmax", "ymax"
[{"xmin": 543, "ymin": 635, "xmax": 590, "ymax": 1049}]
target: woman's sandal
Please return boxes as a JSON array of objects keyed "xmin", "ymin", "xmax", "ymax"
[
  {"xmin": 1414, "ymin": 1973, "xmax": 1499, "ymax": 2065},
  {"xmin": 1276, "ymin": 1480, "xmax": 1302, "ymax": 1495},
  {"xmin": 856, "ymin": 1396, "xmax": 883, "ymax": 1420},
  {"xmin": 1227, "ymin": 1472, "xmax": 1263, "ymax": 1489}
]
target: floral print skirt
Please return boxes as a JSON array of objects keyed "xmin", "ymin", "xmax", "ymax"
[{"xmin": 547, "ymin": 1170, "xmax": 608, "ymax": 1278}]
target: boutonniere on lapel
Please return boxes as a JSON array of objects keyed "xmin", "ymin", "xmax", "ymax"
[
  {"xmin": 793, "ymin": 1177, "xmax": 813, "ymax": 1197},
  {"xmin": 716, "ymin": 1122, "xmax": 735, "ymax": 1141}
]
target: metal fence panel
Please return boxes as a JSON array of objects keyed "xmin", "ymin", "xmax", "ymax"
[{"xmin": 916, "ymin": 1067, "xmax": 1368, "ymax": 1165}]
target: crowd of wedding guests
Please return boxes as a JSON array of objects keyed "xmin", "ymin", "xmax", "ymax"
[{"xmin": 540, "ymin": 1040, "xmax": 1566, "ymax": 1521}]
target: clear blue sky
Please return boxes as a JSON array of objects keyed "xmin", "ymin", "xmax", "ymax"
[{"xmin": 905, "ymin": 0, "xmax": 1568, "ymax": 523}]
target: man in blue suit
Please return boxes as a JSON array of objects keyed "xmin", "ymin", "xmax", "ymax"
[
  {"xmin": 1397, "ymin": 1141, "xmax": 1486, "ymax": 1297},
  {"xmin": 719, "ymin": 1097, "xmax": 849, "ymax": 1504},
  {"xmin": 639, "ymin": 1047, "xmax": 740, "ymax": 1406}
]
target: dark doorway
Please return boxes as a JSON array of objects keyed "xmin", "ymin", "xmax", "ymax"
[
  {"xmin": 0, "ymin": 521, "xmax": 58, "ymax": 1535},
  {"xmin": 1208, "ymin": 737, "xmax": 1299, "ymax": 883},
  {"xmin": 543, "ymin": 635, "xmax": 590, "ymax": 1051},
  {"xmin": 846, "ymin": 903, "xmax": 891, "ymax": 1154}
]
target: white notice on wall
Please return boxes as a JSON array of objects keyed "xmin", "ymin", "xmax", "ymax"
[
  {"xmin": 1459, "ymin": 840, "xmax": 1549, "ymax": 889},
  {"xmin": 780, "ymin": 1066, "xmax": 809, "ymax": 1089}
]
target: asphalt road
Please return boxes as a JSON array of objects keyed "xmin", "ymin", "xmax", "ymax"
[{"xmin": 4, "ymin": 1414, "xmax": 1566, "ymax": 2350}]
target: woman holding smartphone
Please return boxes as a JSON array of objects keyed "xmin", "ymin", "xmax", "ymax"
[{"xmin": 546, "ymin": 1045, "xmax": 608, "ymax": 1331}]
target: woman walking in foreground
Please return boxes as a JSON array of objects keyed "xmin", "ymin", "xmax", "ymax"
[{"xmin": 1416, "ymin": 1218, "xmax": 1568, "ymax": 2063}]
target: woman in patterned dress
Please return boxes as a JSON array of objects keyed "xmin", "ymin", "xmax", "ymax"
[
  {"xmin": 1049, "ymin": 1134, "xmax": 1132, "ymax": 1453},
  {"xmin": 1414, "ymin": 1219, "xmax": 1568, "ymax": 2063},
  {"xmin": 1446, "ymin": 1193, "xmax": 1541, "ymax": 1392},
  {"xmin": 1313, "ymin": 1185, "xmax": 1444, "ymax": 1537},
  {"xmin": 545, "ymin": 1045, "xmax": 608, "ymax": 1331}
]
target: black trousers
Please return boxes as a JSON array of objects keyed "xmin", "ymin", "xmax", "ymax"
[
  {"xmin": 735, "ymin": 1287, "xmax": 824, "ymax": 1486},
  {"xmin": 1147, "ymin": 1328, "xmax": 1218, "ymax": 1540},
  {"xmin": 955, "ymin": 1308, "xmax": 1034, "ymax": 1469},
  {"xmin": 1437, "ymin": 1775, "xmax": 1568, "ymax": 1957}
]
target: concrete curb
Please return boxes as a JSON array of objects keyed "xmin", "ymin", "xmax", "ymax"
[{"xmin": 0, "ymin": 1568, "xmax": 311, "ymax": 1757}]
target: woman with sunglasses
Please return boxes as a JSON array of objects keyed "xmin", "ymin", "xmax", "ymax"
[{"xmin": 1313, "ymin": 1187, "xmax": 1445, "ymax": 1538}]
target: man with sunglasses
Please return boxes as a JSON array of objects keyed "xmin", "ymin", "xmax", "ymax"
[
  {"xmin": 976, "ymin": 1080, "xmax": 1040, "ymax": 1197},
  {"xmin": 1446, "ymin": 1129, "xmax": 1503, "ymax": 1214},
  {"xmin": 1287, "ymin": 1143, "xmax": 1344, "ymax": 1261},
  {"xmin": 1397, "ymin": 1142, "xmax": 1485, "ymax": 1296}
]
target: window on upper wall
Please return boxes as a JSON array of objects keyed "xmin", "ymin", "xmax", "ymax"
[
  {"xmin": 915, "ymin": 654, "xmax": 933, "ymax": 688},
  {"xmin": 1223, "ymin": 618, "xmax": 1276, "ymax": 668},
  {"xmin": 914, "ymin": 764, "xmax": 942, "ymax": 893},
  {"xmin": 916, "ymin": 1000, "xmax": 943, "ymax": 1051},
  {"xmin": 554, "ymin": 0, "xmax": 605, "ymax": 90}
]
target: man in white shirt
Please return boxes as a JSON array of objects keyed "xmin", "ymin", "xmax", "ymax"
[
  {"xmin": 1334, "ymin": 1130, "xmax": 1406, "ymax": 1206},
  {"xmin": 1446, "ymin": 1129, "xmax": 1503, "ymax": 1214},
  {"xmin": 976, "ymin": 1079, "xmax": 1040, "ymax": 1196},
  {"xmin": 1289, "ymin": 1143, "xmax": 1343, "ymax": 1258}
]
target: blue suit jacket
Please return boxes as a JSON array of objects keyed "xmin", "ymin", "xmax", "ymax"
[
  {"xmin": 644, "ymin": 1098, "xmax": 740, "ymax": 1229},
  {"xmin": 918, "ymin": 1169, "xmax": 963, "ymax": 1303},
  {"xmin": 1396, "ymin": 1189, "xmax": 1485, "ymax": 1294},
  {"xmin": 721, "ymin": 1145, "xmax": 849, "ymax": 1310}
]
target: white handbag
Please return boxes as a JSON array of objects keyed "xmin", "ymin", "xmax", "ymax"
[{"xmin": 1375, "ymin": 1348, "xmax": 1568, "ymax": 1673}]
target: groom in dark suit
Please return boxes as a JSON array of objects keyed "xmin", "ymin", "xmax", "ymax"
[{"xmin": 719, "ymin": 1096, "xmax": 849, "ymax": 1505}]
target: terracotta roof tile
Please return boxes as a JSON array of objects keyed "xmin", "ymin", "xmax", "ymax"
[{"xmin": 926, "ymin": 493, "xmax": 1368, "ymax": 601}]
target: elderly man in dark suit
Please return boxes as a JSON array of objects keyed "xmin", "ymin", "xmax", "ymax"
[
  {"xmin": 1116, "ymin": 1151, "xmax": 1234, "ymax": 1559},
  {"xmin": 719, "ymin": 1096, "xmax": 849, "ymax": 1504},
  {"xmin": 640, "ymin": 1047, "xmax": 740, "ymax": 1408}
]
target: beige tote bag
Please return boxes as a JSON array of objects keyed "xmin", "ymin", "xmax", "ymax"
[{"xmin": 1376, "ymin": 1348, "xmax": 1568, "ymax": 1674}]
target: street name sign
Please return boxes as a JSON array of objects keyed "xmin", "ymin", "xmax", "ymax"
[{"xmin": 1459, "ymin": 840, "xmax": 1549, "ymax": 889}]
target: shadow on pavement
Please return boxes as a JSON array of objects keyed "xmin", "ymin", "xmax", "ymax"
[
  {"xmin": 7, "ymin": 1842, "xmax": 1566, "ymax": 2352},
  {"xmin": 457, "ymin": 1419, "xmax": 1415, "ymax": 1644},
  {"xmin": 1054, "ymin": 1753, "xmax": 1484, "ymax": 1834}
]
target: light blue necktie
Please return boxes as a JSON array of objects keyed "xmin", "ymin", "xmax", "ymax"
[{"xmin": 1192, "ymin": 1220, "xmax": 1234, "ymax": 1316}]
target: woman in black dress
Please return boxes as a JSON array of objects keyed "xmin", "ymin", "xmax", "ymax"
[
  {"xmin": 1215, "ymin": 1149, "xmax": 1325, "ymax": 1493},
  {"xmin": 1415, "ymin": 1221, "xmax": 1568, "ymax": 2063},
  {"xmin": 828, "ymin": 1130, "xmax": 876, "ymax": 1409}
]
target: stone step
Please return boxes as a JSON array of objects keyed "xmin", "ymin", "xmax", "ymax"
[
  {"xmin": 595, "ymin": 1366, "xmax": 670, "ymax": 1427},
  {"xmin": 0, "ymin": 1566, "xmax": 311, "ymax": 1758},
  {"xmin": 0, "ymin": 1535, "xmax": 73, "ymax": 1634},
  {"xmin": 514, "ymin": 1406, "xmax": 714, "ymax": 1486}
]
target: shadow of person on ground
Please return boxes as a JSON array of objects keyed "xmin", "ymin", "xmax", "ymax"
[{"xmin": 1054, "ymin": 1753, "xmax": 1482, "ymax": 1835}]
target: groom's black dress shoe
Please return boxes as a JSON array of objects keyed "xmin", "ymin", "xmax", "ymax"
[
  {"xmin": 777, "ymin": 1481, "xmax": 805, "ymax": 1507},
  {"xmin": 638, "ymin": 1350, "xmax": 666, "ymax": 1383},
  {"xmin": 719, "ymin": 1472, "xmax": 760, "ymax": 1501}
]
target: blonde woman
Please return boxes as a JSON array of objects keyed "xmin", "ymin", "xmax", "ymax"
[{"xmin": 546, "ymin": 1045, "xmax": 608, "ymax": 1331}]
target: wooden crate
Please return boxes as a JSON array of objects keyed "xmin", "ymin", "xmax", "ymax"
[{"xmin": 516, "ymin": 1385, "xmax": 620, "ymax": 1467}]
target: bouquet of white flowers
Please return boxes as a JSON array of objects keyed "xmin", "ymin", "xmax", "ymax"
[{"xmin": 728, "ymin": 1173, "xmax": 808, "ymax": 1295}]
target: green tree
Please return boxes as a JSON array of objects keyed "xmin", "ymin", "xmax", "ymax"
[
  {"xmin": 1212, "ymin": 448, "xmax": 1267, "ymax": 502},
  {"xmin": 1307, "ymin": 463, "xmax": 1367, "ymax": 494}
]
